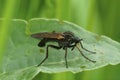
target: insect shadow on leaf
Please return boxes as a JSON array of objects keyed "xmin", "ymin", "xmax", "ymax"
[{"xmin": 31, "ymin": 31, "xmax": 96, "ymax": 68}]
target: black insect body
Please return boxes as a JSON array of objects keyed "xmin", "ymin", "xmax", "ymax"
[{"xmin": 31, "ymin": 31, "xmax": 96, "ymax": 68}]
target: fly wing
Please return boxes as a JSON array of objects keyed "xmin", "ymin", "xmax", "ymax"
[{"xmin": 31, "ymin": 32, "xmax": 65, "ymax": 40}]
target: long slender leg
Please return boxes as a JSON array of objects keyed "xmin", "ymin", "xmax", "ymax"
[
  {"xmin": 64, "ymin": 47, "xmax": 68, "ymax": 68},
  {"xmin": 70, "ymin": 39, "xmax": 83, "ymax": 51},
  {"xmin": 70, "ymin": 43, "xmax": 77, "ymax": 51},
  {"xmin": 37, "ymin": 45, "xmax": 62, "ymax": 66},
  {"xmin": 76, "ymin": 46, "xmax": 96, "ymax": 63},
  {"xmin": 79, "ymin": 41, "xmax": 96, "ymax": 54}
]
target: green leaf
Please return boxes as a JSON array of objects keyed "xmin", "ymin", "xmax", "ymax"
[
  {"xmin": 0, "ymin": 66, "xmax": 39, "ymax": 80},
  {"xmin": 0, "ymin": 18, "xmax": 120, "ymax": 79}
]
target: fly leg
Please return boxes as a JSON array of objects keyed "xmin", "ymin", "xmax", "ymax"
[
  {"xmin": 79, "ymin": 41, "xmax": 96, "ymax": 54},
  {"xmin": 37, "ymin": 45, "xmax": 62, "ymax": 66},
  {"xmin": 76, "ymin": 45, "xmax": 96, "ymax": 63},
  {"xmin": 64, "ymin": 47, "xmax": 68, "ymax": 68}
]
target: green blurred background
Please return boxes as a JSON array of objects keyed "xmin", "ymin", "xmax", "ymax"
[{"xmin": 0, "ymin": 0, "xmax": 120, "ymax": 80}]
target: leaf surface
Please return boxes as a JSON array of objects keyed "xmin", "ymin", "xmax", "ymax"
[{"xmin": 0, "ymin": 18, "xmax": 120, "ymax": 79}]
